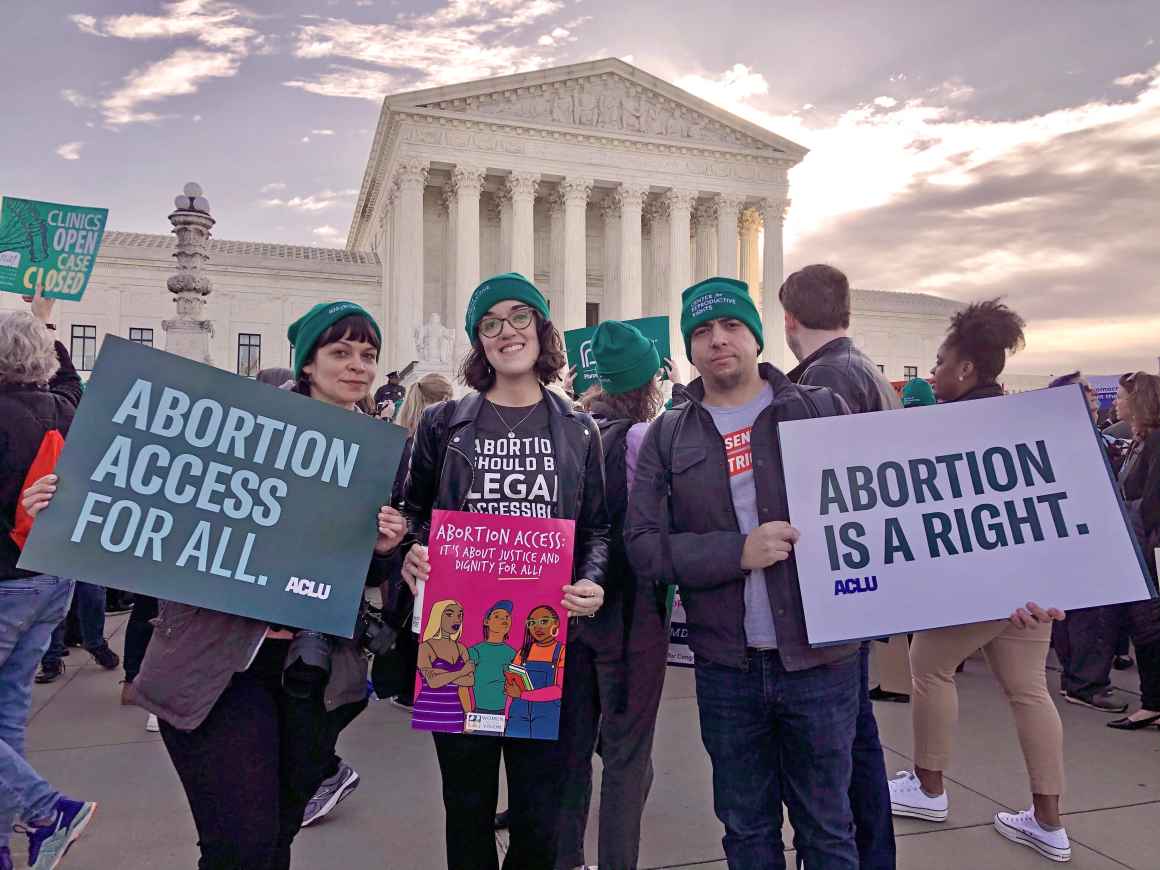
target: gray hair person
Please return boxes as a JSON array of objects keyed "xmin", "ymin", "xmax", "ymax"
[{"xmin": 0, "ymin": 311, "xmax": 62, "ymax": 386}]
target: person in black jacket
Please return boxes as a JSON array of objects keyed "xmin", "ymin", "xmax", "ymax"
[
  {"xmin": 557, "ymin": 320, "xmax": 670, "ymax": 870},
  {"xmin": 781, "ymin": 263, "xmax": 900, "ymax": 870},
  {"xmin": 0, "ymin": 297, "xmax": 97, "ymax": 869},
  {"xmin": 626, "ymin": 277, "xmax": 861, "ymax": 870},
  {"xmin": 399, "ymin": 273, "xmax": 610, "ymax": 870}
]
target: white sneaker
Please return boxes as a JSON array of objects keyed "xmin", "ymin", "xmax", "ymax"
[
  {"xmin": 888, "ymin": 770, "xmax": 948, "ymax": 822},
  {"xmin": 145, "ymin": 714, "xmax": 160, "ymax": 733},
  {"xmin": 994, "ymin": 808, "xmax": 1071, "ymax": 862}
]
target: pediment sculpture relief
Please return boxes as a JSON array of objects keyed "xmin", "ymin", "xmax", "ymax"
[{"xmin": 418, "ymin": 76, "xmax": 775, "ymax": 152}]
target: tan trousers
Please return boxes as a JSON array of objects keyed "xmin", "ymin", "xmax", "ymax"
[
  {"xmin": 870, "ymin": 635, "xmax": 913, "ymax": 695},
  {"xmin": 910, "ymin": 619, "xmax": 1064, "ymax": 795}
]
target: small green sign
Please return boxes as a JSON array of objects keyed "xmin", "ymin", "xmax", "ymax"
[
  {"xmin": 0, "ymin": 196, "xmax": 108, "ymax": 301},
  {"xmin": 19, "ymin": 337, "xmax": 406, "ymax": 637},
  {"xmin": 564, "ymin": 316, "xmax": 671, "ymax": 396}
]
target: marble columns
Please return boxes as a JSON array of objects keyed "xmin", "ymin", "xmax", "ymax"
[
  {"xmin": 715, "ymin": 194, "xmax": 743, "ymax": 278},
  {"xmin": 666, "ymin": 188, "xmax": 696, "ymax": 359},
  {"xmin": 600, "ymin": 196, "xmax": 620, "ymax": 314},
  {"xmin": 561, "ymin": 178, "xmax": 592, "ymax": 332},
  {"xmin": 453, "ymin": 164, "xmax": 484, "ymax": 352},
  {"xmin": 616, "ymin": 183, "xmax": 648, "ymax": 321},
  {"xmin": 692, "ymin": 200, "xmax": 717, "ymax": 281},
  {"xmin": 393, "ymin": 159, "xmax": 428, "ymax": 366},
  {"xmin": 508, "ymin": 172, "xmax": 539, "ymax": 279},
  {"xmin": 739, "ymin": 207, "xmax": 761, "ymax": 305},
  {"xmin": 760, "ymin": 197, "xmax": 790, "ymax": 367}
]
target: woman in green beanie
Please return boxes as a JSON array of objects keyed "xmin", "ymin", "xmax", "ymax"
[
  {"xmin": 399, "ymin": 272, "xmax": 611, "ymax": 869},
  {"xmin": 22, "ymin": 300, "xmax": 409, "ymax": 869},
  {"xmin": 559, "ymin": 320, "xmax": 672, "ymax": 870}
]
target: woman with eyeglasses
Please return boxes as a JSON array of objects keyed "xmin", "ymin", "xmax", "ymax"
[{"xmin": 399, "ymin": 273, "xmax": 610, "ymax": 870}]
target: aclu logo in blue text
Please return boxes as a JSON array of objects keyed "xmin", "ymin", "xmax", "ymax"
[{"xmin": 834, "ymin": 576, "xmax": 878, "ymax": 596}]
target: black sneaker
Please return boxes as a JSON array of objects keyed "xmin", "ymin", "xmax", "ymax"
[
  {"xmin": 35, "ymin": 661, "xmax": 66, "ymax": 684},
  {"xmin": 494, "ymin": 809, "xmax": 510, "ymax": 830},
  {"xmin": 90, "ymin": 645, "xmax": 121, "ymax": 671},
  {"xmin": 1113, "ymin": 655, "xmax": 1135, "ymax": 671},
  {"xmin": 1064, "ymin": 691, "xmax": 1129, "ymax": 713},
  {"xmin": 869, "ymin": 686, "xmax": 910, "ymax": 703}
]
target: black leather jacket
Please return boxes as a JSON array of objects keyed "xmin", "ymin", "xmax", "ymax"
[
  {"xmin": 787, "ymin": 337, "xmax": 901, "ymax": 414},
  {"xmin": 401, "ymin": 389, "xmax": 610, "ymax": 587}
]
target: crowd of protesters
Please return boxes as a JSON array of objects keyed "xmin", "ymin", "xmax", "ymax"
[{"xmin": 2, "ymin": 262, "xmax": 1157, "ymax": 870}]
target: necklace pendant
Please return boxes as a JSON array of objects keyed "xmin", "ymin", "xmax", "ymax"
[{"xmin": 508, "ymin": 431, "xmax": 516, "ymax": 439}]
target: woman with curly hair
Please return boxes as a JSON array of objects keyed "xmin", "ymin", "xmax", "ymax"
[
  {"xmin": 888, "ymin": 300, "xmax": 1071, "ymax": 863},
  {"xmin": 1107, "ymin": 371, "xmax": 1160, "ymax": 731}
]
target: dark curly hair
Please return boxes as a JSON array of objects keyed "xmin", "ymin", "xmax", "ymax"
[
  {"xmin": 579, "ymin": 379, "xmax": 663, "ymax": 424},
  {"xmin": 458, "ymin": 311, "xmax": 566, "ymax": 392},
  {"xmin": 944, "ymin": 299, "xmax": 1025, "ymax": 383}
]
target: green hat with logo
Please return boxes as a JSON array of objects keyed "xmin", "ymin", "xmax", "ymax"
[
  {"xmin": 287, "ymin": 300, "xmax": 380, "ymax": 380},
  {"xmin": 679, "ymin": 277, "xmax": 764, "ymax": 359},
  {"xmin": 464, "ymin": 272, "xmax": 551, "ymax": 339},
  {"xmin": 591, "ymin": 320, "xmax": 661, "ymax": 395},
  {"xmin": 901, "ymin": 377, "xmax": 936, "ymax": 407}
]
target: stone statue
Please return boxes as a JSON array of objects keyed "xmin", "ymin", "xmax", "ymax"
[
  {"xmin": 576, "ymin": 87, "xmax": 598, "ymax": 125},
  {"xmin": 551, "ymin": 91, "xmax": 575, "ymax": 124},
  {"xmin": 599, "ymin": 89, "xmax": 622, "ymax": 128},
  {"xmin": 622, "ymin": 93, "xmax": 643, "ymax": 133},
  {"xmin": 414, "ymin": 313, "xmax": 454, "ymax": 364}
]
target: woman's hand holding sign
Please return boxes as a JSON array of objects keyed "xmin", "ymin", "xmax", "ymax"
[
  {"xmin": 22, "ymin": 474, "xmax": 57, "ymax": 518},
  {"xmin": 1009, "ymin": 601, "xmax": 1065, "ymax": 629},
  {"xmin": 562, "ymin": 579, "xmax": 603, "ymax": 617},
  {"xmin": 741, "ymin": 521, "xmax": 801, "ymax": 570},
  {"xmin": 374, "ymin": 506, "xmax": 406, "ymax": 555},
  {"xmin": 402, "ymin": 543, "xmax": 429, "ymax": 595}
]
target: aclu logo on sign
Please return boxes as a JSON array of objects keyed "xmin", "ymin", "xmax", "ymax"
[
  {"xmin": 579, "ymin": 339, "xmax": 595, "ymax": 368},
  {"xmin": 285, "ymin": 576, "xmax": 332, "ymax": 601},
  {"xmin": 834, "ymin": 575, "xmax": 879, "ymax": 596},
  {"xmin": 0, "ymin": 251, "xmax": 20, "ymax": 268}
]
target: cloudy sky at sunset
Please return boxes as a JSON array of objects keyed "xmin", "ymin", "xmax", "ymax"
[{"xmin": 2, "ymin": 1, "xmax": 1156, "ymax": 375}]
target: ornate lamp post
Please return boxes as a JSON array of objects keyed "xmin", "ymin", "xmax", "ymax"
[{"xmin": 162, "ymin": 182, "xmax": 215, "ymax": 364}]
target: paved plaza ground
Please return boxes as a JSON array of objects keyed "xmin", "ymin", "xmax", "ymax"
[{"xmin": 16, "ymin": 614, "xmax": 1160, "ymax": 869}]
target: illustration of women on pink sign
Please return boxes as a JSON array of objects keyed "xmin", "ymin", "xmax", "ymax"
[
  {"xmin": 504, "ymin": 605, "xmax": 565, "ymax": 739},
  {"xmin": 413, "ymin": 599, "xmax": 474, "ymax": 733}
]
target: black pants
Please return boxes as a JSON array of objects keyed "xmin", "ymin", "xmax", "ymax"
[
  {"xmin": 123, "ymin": 594, "xmax": 158, "ymax": 683},
  {"xmin": 433, "ymin": 731, "xmax": 566, "ymax": 870},
  {"xmin": 1137, "ymin": 638, "xmax": 1160, "ymax": 711},
  {"xmin": 159, "ymin": 640, "xmax": 357, "ymax": 870},
  {"xmin": 1052, "ymin": 605, "xmax": 1117, "ymax": 699},
  {"xmin": 556, "ymin": 637, "xmax": 667, "ymax": 870}
]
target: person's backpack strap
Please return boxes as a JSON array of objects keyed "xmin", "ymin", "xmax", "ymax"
[{"xmin": 650, "ymin": 406, "xmax": 685, "ymax": 596}]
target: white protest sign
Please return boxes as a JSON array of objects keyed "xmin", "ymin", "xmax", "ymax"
[{"xmin": 779, "ymin": 385, "xmax": 1156, "ymax": 645}]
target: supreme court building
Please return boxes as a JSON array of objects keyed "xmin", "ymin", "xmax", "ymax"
[{"xmin": 2, "ymin": 59, "xmax": 991, "ymax": 388}]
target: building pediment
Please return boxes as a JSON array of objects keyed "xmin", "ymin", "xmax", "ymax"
[{"xmin": 386, "ymin": 58, "xmax": 806, "ymax": 159}]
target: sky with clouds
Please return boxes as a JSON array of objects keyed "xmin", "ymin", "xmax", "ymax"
[{"xmin": 1, "ymin": 0, "xmax": 1157, "ymax": 375}]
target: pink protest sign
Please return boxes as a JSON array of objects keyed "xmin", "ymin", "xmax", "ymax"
[{"xmin": 411, "ymin": 509, "xmax": 576, "ymax": 741}]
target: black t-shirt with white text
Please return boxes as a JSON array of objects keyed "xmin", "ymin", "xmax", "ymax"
[{"xmin": 466, "ymin": 402, "xmax": 558, "ymax": 518}]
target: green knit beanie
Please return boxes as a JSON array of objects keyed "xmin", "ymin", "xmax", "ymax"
[
  {"xmin": 287, "ymin": 300, "xmax": 381, "ymax": 380},
  {"xmin": 464, "ymin": 272, "xmax": 551, "ymax": 339},
  {"xmin": 679, "ymin": 277, "xmax": 764, "ymax": 359},
  {"xmin": 902, "ymin": 377, "xmax": 936, "ymax": 407},
  {"xmin": 592, "ymin": 320, "xmax": 661, "ymax": 395}
]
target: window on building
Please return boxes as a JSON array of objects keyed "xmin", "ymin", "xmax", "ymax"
[
  {"xmin": 585, "ymin": 303, "xmax": 600, "ymax": 328},
  {"xmin": 904, "ymin": 365, "xmax": 919, "ymax": 379},
  {"xmin": 128, "ymin": 327, "xmax": 154, "ymax": 347},
  {"xmin": 70, "ymin": 325, "xmax": 97, "ymax": 371},
  {"xmin": 237, "ymin": 333, "xmax": 261, "ymax": 377}
]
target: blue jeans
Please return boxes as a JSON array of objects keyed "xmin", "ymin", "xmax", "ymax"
[
  {"xmin": 846, "ymin": 643, "xmax": 897, "ymax": 869},
  {"xmin": 0, "ymin": 575, "xmax": 75, "ymax": 848},
  {"xmin": 694, "ymin": 649, "xmax": 860, "ymax": 870},
  {"xmin": 42, "ymin": 581, "xmax": 108, "ymax": 667}
]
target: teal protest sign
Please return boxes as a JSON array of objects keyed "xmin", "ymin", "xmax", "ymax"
[
  {"xmin": 0, "ymin": 197, "xmax": 108, "ymax": 300},
  {"xmin": 564, "ymin": 316, "xmax": 670, "ymax": 396},
  {"xmin": 19, "ymin": 337, "xmax": 406, "ymax": 637}
]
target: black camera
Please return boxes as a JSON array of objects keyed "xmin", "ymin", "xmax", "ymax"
[{"xmin": 355, "ymin": 605, "xmax": 403, "ymax": 657}]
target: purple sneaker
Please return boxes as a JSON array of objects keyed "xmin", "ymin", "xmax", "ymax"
[{"xmin": 24, "ymin": 797, "xmax": 97, "ymax": 870}]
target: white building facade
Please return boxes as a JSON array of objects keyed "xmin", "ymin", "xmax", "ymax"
[{"xmin": 2, "ymin": 59, "xmax": 1017, "ymax": 389}]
